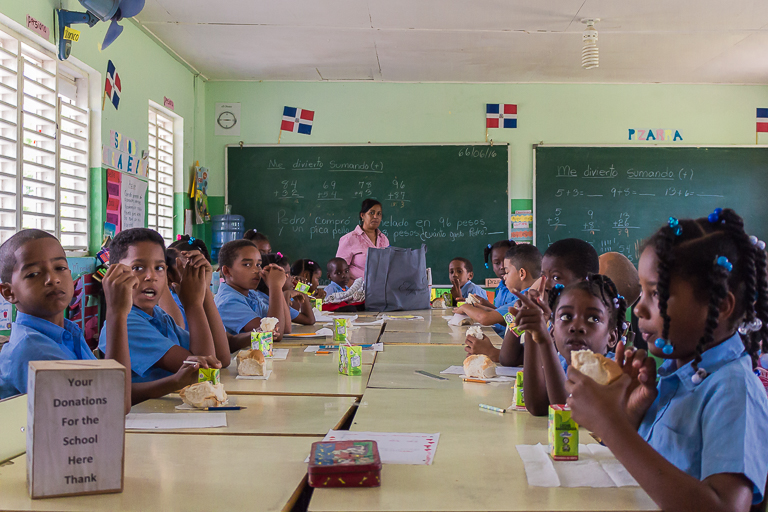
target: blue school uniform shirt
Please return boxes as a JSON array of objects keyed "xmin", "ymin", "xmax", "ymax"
[
  {"xmin": 170, "ymin": 289, "xmax": 188, "ymax": 330},
  {"xmin": 494, "ymin": 281, "xmax": 513, "ymax": 308},
  {"xmin": 214, "ymin": 282, "xmax": 265, "ymax": 334},
  {"xmin": 324, "ymin": 281, "xmax": 347, "ymax": 296},
  {"xmin": 255, "ymin": 290, "xmax": 299, "ymax": 321},
  {"xmin": 638, "ymin": 333, "xmax": 768, "ymax": 504},
  {"xmin": 460, "ymin": 281, "xmax": 488, "ymax": 301},
  {"xmin": 492, "ymin": 287, "xmax": 529, "ymax": 335},
  {"xmin": 0, "ymin": 312, "xmax": 96, "ymax": 398},
  {"xmin": 98, "ymin": 305, "xmax": 190, "ymax": 384}
]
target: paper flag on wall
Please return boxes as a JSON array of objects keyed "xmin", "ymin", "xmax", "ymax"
[
  {"xmin": 757, "ymin": 109, "xmax": 768, "ymax": 133},
  {"xmin": 281, "ymin": 106, "xmax": 314, "ymax": 135},
  {"xmin": 104, "ymin": 60, "xmax": 121, "ymax": 110},
  {"xmin": 486, "ymin": 104, "xmax": 517, "ymax": 129}
]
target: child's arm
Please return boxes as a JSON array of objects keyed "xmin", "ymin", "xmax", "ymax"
[
  {"xmin": 454, "ymin": 304, "xmax": 504, "ymax": 326},
  {"xmin": 158, "ymin": 285, "xmax": 186, "ymax": 328},
  {"xmin": 450, "ymin": 276, "xmax": 463, "ymax": 303},
  {"xmin": 290, "ymin": 292, "xmax": 315, "ymax": 325},
  {"xmin": 474, "ymin": 296, "xmax": 495, "ymax": 309},
  {"xmin": 176, "ymin": 259, "xmax": 216, "ymax": 357},
  {"xmin": 101, "ymin": 264, "xmax": 138, "ymax": 415},
  {"xmin": 227, "ymin": 332, "xmax": 252, "ymax": 352},
  {"xmin": 566, "ymin": 370, "xmax": 755, "ymax": 512},
  {"xmin": 498, "ymin": 319, "xmax": 525, "ymax": 367},
  {"xmin": 262, "ymin": 264, "xmax": 287, "ymax": 338},
  {"xmin": 130, "ymin": 355, "xmax": 215, "ymax": 405},
  {"xmin": 464, "ymin": 334, "xmax": 500, "ymax": 363}
]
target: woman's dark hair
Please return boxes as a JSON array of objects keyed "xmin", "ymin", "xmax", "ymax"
[
  {"xmin": 169, "ymin": 235, "xmax": 211, "ymax": 263},
  {"xmin": 643, "ymin": 208, "xmax": 767, "ymax": 371},
  {"xmin": 484, "ymin": 240, "xmax": 516, "ymax": 269},
  {"xmin": 291, "ymin": 258, "xmax": 321, "ymax": 277},
  {"xmin": 548, "ymin": 273, "xmax": 628, "ymax": 347},
  {"xmin": 359, "ymin": 199, "xmax": 382, "ymax": 226},
  {"xmin": 244, "ymin": 229, "xmax": 268, "ymax": 242}
]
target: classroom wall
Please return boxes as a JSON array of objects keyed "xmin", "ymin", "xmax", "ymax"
[
  {"xmin": 1, "ymin": 0, "xmax": 199, "ymax": 253},
  {"xmin": 204, "ymin": 81, "xmax": 768, "ymax": 240}
]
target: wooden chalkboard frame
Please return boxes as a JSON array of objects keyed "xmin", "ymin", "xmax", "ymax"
[
  {"xmin": 224, "ymin": 143, "xmax": 512, "ymax": 280},
  {"xmin": 533, "ymin": 144, "xmax": 768, "ymax": 249}
]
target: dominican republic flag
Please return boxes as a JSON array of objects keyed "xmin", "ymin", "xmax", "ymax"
[
  {"xmin": 758, "ymin": 108, "xmax": 768, "ymax": 133},
  {"xmin": 281, "ymin": 106, "xmax": 314, "ymax": 135},
  {"xmin": 104, "ymin": 60, "xmax": 121, "ymax": 110},
  {"xmin": 486, "ymin": 104, "xmax": 517, "ymax": 128}
]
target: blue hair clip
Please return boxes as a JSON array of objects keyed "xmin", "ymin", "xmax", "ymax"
[
  {"xmin": 484, "ymin": 263, "xmax": 489, "ymax": 269},
  {"xmin": 668, "ymin": 217, "xmax": 682, "ymax": 236},
  {"xmin": 708, "ymin": 208, "xmax": 723, "ymax": 224},
  {"xmin": 553, "ymin": 283, "xmax": 564, "ymax": 291},
  {"xmin": 487, "ymin": 244, "xmax": 492, "ymax": 249},
  {"xmin": 188, "ymin": 237, "xmax": 196, "ymax": 245},
  {"xmin": 655, "ymin": 337, "xmax": 674, "ymax": 355},
  {"xmin": 716, "ymin": 255, "xmax": 733, "ymax": 272}
]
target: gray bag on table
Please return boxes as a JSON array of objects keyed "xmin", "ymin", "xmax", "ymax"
[{"xmin": 364, "ymin": 244, "xmax": 430, "ymax": 312}]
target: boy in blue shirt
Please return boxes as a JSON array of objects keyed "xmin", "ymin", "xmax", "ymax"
[
  {"xmin": 0, "ymin": 230, "xmax": 134, "ymax": 413},
  {"xmin": 214, "ymin": 240, "xmax": 290, "ymax": 349},
  {"xmin": 448, "ymin": 257, "xmax": 488, "ymax": 306},
  {"xmin": 98, "ymin": 228, "xmax": 228, "ymax": 404},
  {"xmin": 324, "ymin": 257, "xmax": 351, "ymax": 296}
]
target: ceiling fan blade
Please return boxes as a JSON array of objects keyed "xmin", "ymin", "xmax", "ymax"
[
  {"xmin": 116, "ymin": 0, "xmax": 145, "ymax": 19},
  {"xmin": 100, "ymin": 20, "xmax": 123, "ymax": 50}
]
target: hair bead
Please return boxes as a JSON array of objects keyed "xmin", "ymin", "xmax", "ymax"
[{"xmin": 716, "ymin": 255, "xmax": 733, "ymax": 272}]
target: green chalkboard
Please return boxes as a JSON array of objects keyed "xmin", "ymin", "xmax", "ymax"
[
  {"xmin": 534, "ymin": 146, "xmax": 768, "ymax": 264},
  {"xmin": 226, "ymin": 144, "xmax": 509, "ymax": 283}
]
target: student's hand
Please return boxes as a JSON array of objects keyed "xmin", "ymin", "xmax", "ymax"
[
  {"xmin": 615, "ymin": 343, "xmax": 658, "ymax": 428},
  {"xmin": 176, "ymin": 259, "xmax": 207, "ymax": 308},
  {"xmin": 565, "ymin": 367, "xmax": 633, "ymax": 438},
  {"xmin": 511, "ymin": 291, "xmax": 551, "ymax": 345},
  {"xmin": 290, "ymin": 290, "xmax": 307, "ymax": 304},
  {"xmin": 313, "ymin": 288, "xmax": 326, "ymax": 300},
  {"xmin": 465, "ymin": 334, "xmax": 497, "ymax": 359},
  {"xmin": 453, "ymin": 304, "xmax": 469, "ymax": 315},
  {"xmin": 525, "ymin": 276, "xmax": 551, "ymax": 320},
  {"xmin": 450, "ymin": 276, "xmax": 462, "ymax": 298},
  {"xmin": 475, "ymin": 296, "xmax": 494, "ymax": 309},
  {"xmin": 172, "ymin": 363, "xmax": 202, "ymax": 389},
  {"xmin": 102, "ymin": 264, "xmax": 138, "ymax": 317},
  {"xmin": 181, "ymin": 250, "xmax": 212, "ymax": 285},
  {"xmin": 262, "ymin": 264, "xmax": 287, "ymax": 290}
]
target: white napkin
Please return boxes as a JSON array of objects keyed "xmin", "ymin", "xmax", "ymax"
[
  {"xmin": 459, "ymin": 374, "xmax": 514, "ymax": 383},
  {"xmin": 315, "ymin": 327, "xmax": 333, "ymax": 336},
  {"xmin": 447, "ymin": 313, "xmax": 471, "ymax": 326},
  {"xmin": 235, "ymin": 370, "xmax": 273, "ymax": 380},
  {"xmin": 515, "ymin": 443, "xmax": 638, "ymax": 488}
]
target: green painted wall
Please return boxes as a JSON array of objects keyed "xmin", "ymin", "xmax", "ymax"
[{"xmin": 1, "ymin": 0, "xmax": 199, "ymax": 253}]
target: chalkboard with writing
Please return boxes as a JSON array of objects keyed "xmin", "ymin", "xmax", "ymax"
[
  {"xmin": 227, "ymin": 144, "xmax": 509, "ymax": 282},
  {"xmin": 534, "ymin": 145, "xmax": 768, "ymax": 264}
]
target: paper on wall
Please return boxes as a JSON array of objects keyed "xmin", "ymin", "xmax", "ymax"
[{"xmin": 121, "ymin": 174, "xmax": 147, "ymax": 230}]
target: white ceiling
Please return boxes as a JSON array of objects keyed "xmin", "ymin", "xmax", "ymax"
[{"xmin": 134, "ymin": 0, "xmax": 768, "ymax": 83}]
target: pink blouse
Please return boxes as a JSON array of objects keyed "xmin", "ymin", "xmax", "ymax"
[{"xmin": 336, "ymin": 225, "xmax": 390, "ymax": 280}]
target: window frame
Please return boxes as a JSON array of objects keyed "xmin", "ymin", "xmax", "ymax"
[{"xmin": 147, "ymin": 101, "xmax": 182, "ymax": 246}]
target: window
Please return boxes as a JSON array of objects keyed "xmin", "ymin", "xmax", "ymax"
[
  {"xmin": 147, "ymin": 107, "xmax": 174, "ymax": 245},
  {"xmin": 0, "ymin": 26, "xmax": 90, "ymax": 253}
]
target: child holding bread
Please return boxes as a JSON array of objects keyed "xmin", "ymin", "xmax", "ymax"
[
  {"xmin": 565, "ymin": 208, "xmax": 768, "ymax": 512},
  {"xmin": 513, "ymin": 273, "xmax": 627, "ymax": 416}
]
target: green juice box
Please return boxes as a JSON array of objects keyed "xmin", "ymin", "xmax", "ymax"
[
  {"xmin": 503, "ymin": 311, "xmax": 524, "ymax": 336},
  {"xmin": 548, "ymin": 405, "xmax": 579, "ymax": 461},
  {"xmin": 311, "ymin": 297, "xmax": 323, "ymax": 310},
  {"xmin": 198, "ymin": 368, "xmax": 220, "ymax": 385},
  {"xmin": 333, "ymin": 318, "xmax": 348, "ymax": 342},
  {"xmin": 512, "ymin": 371, "xmax": 526, "ymax": 411},
  {"xmin": 295, "ymin": 281, "xmax": 311, "ymax": 294},
  {"xmin": 339, "ymin": 345, "xmax": 362, "ymax": 376},
  {"xmin": 251, "ymin": 331, "xmax": 274, "ymax": 357}
]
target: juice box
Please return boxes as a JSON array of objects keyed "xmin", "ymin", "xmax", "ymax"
[
  {"xmin": 295, "ymin": 281, "xmax": 311, "ymax": 294},
  {"xmin": 333, "ymin": 318, "xmax": 348, "ymax": 342},
  {"xmin": 548, "ymin": 405, "xmax": 579, "ymax": 461},
  {"xmin": 512, "ymin": 371, "xmax": 526, "ymax": 411},
  {"xmin": 339, "ymin": 345, "xmax": 362, "ymax": 376},
  {"xmin": 251, "ymin": 331, "xmax": 274, "ymax": 357},
  {"xmin": 503, "ymin": 311, "xmax": 524, "ymax": 336},
  {"xmin": 198, "ymin": 368, "xmax": 220, "ymax": 384},
  {"xmin": 311, "ymin": 298, "xmax": 323, "ymax": 310},
  {"xmin": 456, "ymin": 301, "xmax": 466, "ymax": 308}
]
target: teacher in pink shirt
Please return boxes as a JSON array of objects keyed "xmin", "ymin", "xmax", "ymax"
[{"xmin": 336, "ymin": 199, "xmax": 390, "ymax": 280}]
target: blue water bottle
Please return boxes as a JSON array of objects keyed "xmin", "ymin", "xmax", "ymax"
[{"xmin": 211, "ymin": 205, "xmax": 244, "ymax": 263}]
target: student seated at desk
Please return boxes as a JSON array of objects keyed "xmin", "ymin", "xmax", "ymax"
[
  {"xmin": 471, "ymin": 240, "xmax": 516, "ymax": 310},
  {"xmin": 292, "ymin": 258, "xmax": 325, "ymax": 298},
  {"xmin": 244, "ymin": 229, "xmax": 271, "ymax": 255},
  {"xmin": 260, "ymin": 254, "xmax": 314, "ymax": 326},
  {"xmin": 0, "ymin": 230, "xmax": 133, "ymax": 413},
  {"xmin": 458, "ymin": 244, "xmax": 540, "ymax": 345},
  {"xmin": 215, "ymin": 240, "xmax": 291, "ymax": 350},
  {"xmin": 99, "ymin": 228, "xmax": 228, "ymax": 405},
  {"xmin": 448, "ymin": 257, "xmax": 487, "ymax": 305},
  {"xmin": 324, "ymin": 257, "xmax": 351, "ymax": 296},
  {"xmin": 567, "ymin": 209, "xmax": 768, "ymax": 512}
]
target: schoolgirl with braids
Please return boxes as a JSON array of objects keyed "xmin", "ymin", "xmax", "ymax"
[
  {"xmin": 565, "ymin": 208, "xmax": 768, "ymax": 512},
  {"xmin": 511, "ymin": 273, "xmax": 627, "ymax": 416},
  {"xmin": 478, "ymin": 240, "xmax": 516, "ymax": 309}
]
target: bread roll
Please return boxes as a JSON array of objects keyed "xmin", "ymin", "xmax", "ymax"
[
  {"xmin": 463, "ymin": 354, "xmax": 496, "ymax": 379},
  {"xmin": 179, "ymin": 381, "xmax": 228, "ymax": 408},
  {"xmin": 431, "ymin": 298, "xmax": 446, "ymax": 309},
  {"xmin": 259, "ymin": 317, "xmax": 279, "ymax": 333},
  {"xmin": 571, "ymin": 349, "xmax": 622, "ymax": 385},
  {"xmin": 459, "ymin": 317, "xmax": 472, "ymax": 326},
  {"xmin": 237, "ymin": 348, "xmax": 266, "ymax": 376},
  {"xmin": 466, "ymin": 294, "xmax": 482, "ymax": 305},
  {"xmin": 466, "ymin": 325, "xmax": 484, "ymax": 339}
]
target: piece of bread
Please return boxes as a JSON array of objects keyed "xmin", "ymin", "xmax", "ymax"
[
  {"xmin": 259, "ymin": 317, "xmax": 279, "ymax": 333},
  {"xmin": 466, "ymin": 325, "xmax": 484, "ymax": 339},
  {"xmin": 466, "ymin": 293, "xmax": 482, "ymax": 305},
  {"xmin": 237, "ymin": 349, "xmax": 266, "ymax": 376},
  {"xmin": 459, "ymin": 317, "xmax": 472, "ymax": 326},
  {"xmin": 463, "ymin": 354, "xmax": 496, "ymax": 379},
  {"xmin": 431, "ymin": 298, "xmax": 446, "ymax": 309},
  {"xmin": 179, "ymin": 381, "xmax": 228, "ymax": 408},
  {"xmin": 571, "ymin": 349, "xmax": 622, "ymax": 385}
]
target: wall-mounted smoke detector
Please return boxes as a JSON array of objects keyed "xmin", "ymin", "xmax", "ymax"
[{"xmin": 581, "ymin": 18, "xmax": 600, "ymax": 70}]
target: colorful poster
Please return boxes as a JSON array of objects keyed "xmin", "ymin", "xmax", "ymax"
[
  {"xmin": 101, "ymin": 130, "xmax": 146, "ymax": 176},
  {"xmin": 0, "ymin": 295, "xmax": 11, "ymax": 330},
  {"xmin": 106, "ymin": 169, "xmax": 121, "ymax": 232},
  {"xmin": 121, "ymin": 174, "xmax": 147, "ymax": 230}
]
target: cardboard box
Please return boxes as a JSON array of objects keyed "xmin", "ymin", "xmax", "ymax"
[
  {"xmin": 548, "ymin": 405, "xmax": 579, "ymax": 461},
  {"xmin": 339, "ymin": 345, "xmax": 362, "ymax": 376},
  {"xmin": 512, "ymin": 371, "xmax": 526, "ymax": 411},
  {"xmin": 333, "ymin": 318, "xmax": 348, "ymax": 342},
  {"xmin": 251, "ymin": 331, "xmax": 274, "ymax": 357},
  {"xmin": 197, "ymin": 368, "xmax": 220, "ymax": 384}
]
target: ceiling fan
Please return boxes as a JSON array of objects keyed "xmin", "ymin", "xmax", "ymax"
[{"xmin": 56, "ymin": 0, "xmax": 146, "ymax": 60}]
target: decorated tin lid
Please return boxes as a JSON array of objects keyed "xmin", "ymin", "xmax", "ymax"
[{"xmin": 308, "ymin": 440, "xmax": 382, "ymax": 475}]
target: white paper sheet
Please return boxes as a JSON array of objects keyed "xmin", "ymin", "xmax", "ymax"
[
  {"xmin": 440, "ymin": 365, "xmax": 520, "ymax": 378},
  {"xmin": 320, "ymin": 430, "xmax": 440, "ymax": 465},
  {"xmin": 235, "ymin": 369, "xmax": 273, "ymax": 380},
  {"xmin": 515, "ymin": 443, "xmax": 639, "ymax": 488},
  {"xmin": 305, "ymin": 343, "xmax": 383, "ymax": 353},
  {"xmin": 446, "ymin": 313, "xmax": 471, "ymax": 326},
  {"xmin": 459, "ymin": 374, "xmax": 514, "ymax": 382},
  {"xmin": 380, "ymin": 314, "xmax": 424, "ymax": 321},
  {"xmin": 269, "ymin": 348, "xmax": 289, "ymax": 360},
  {"xmin": 125, "ymin": 412, "xmax": 227, "ymax": 430}
]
